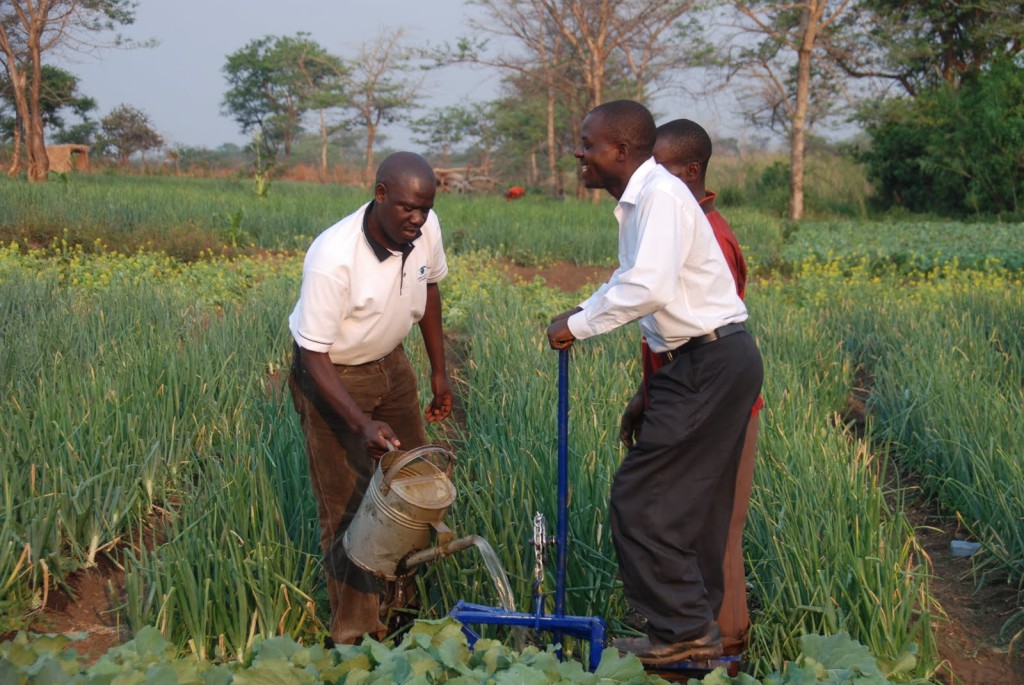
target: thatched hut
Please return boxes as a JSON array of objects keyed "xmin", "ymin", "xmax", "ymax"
[{"xmin": 46, "ymin": 144, "xmax": 90, "ymax": 173}]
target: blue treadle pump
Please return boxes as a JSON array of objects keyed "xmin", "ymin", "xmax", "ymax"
[{"xmin": 449, "ymin": 349, "xmax": 608, "ymax": 671}]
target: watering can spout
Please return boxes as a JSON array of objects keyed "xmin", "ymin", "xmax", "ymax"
[{"xmin": 399, "ymin": 534, "xmax": 485, "ymax": 572}]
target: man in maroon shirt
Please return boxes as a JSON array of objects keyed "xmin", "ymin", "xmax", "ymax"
[{"xmin": 620, "ymin": 118, "xmax": 763, "ymax": 655}]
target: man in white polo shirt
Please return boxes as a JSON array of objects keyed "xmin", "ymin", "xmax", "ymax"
[
  {"xmin": 288, "ymin": 151, "xmax": 453, "ymax": 646},
  {"xmin": 546, "ymin": 101, "xmax": 763, "ymax": 665}
]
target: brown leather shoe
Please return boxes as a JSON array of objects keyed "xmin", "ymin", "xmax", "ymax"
[{"xmin": 611, "ymin": 622, "xmax": 723, "ymax": 665}]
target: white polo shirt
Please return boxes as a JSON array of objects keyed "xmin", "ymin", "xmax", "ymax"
[
  {"xmin": 289, "ymin": 201, "xmax": 448, "ymax": 365},
  {"xmin": 567, "ymin": 158, "xmax": 747, "ymax": 353}
]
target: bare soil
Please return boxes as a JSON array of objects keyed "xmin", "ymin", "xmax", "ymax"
[
  {"xmin": 16, "ymin": 261, "xmax": 1024, "ymax": 684},
  {"xmin": 846, "ymin": 383, "xmax": 1023, "ymax": 683},
  {"xmin": 501, "ymin": 261, "xmax": 614, "ymax": 293},
  {"xmin": 913, "ymin": 508, "xmax": 1024, "ymax": 684},
  {"xmin": 24, "ymin": 558, "xmax": 128, "ymax": 663}
]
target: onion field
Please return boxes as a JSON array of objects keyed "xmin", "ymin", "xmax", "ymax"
[{"xmin": 1, "ymin": 176, "xmax": 1022, "ymax": 683}]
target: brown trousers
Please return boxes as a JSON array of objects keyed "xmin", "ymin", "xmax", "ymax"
[
  {"xmin": 717, "ymin": 412, "xmax": 759, "ymax": 650},
  {"xmin": 288, "ymin": 343, "xmax": 427, "ymax": 645}
]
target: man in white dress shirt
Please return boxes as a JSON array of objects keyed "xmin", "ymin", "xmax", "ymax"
[
  {"xmin": 288, "ymin": 151, "xmax": 453, "ymax": 646},
  {"xmin": 546, "ymin": 100, "xmax": 763, "ymax": 665}
]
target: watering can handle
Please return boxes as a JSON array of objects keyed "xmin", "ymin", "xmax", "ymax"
[{"xmin": 380, "ymin": 444, "xmax": 456, "ymax": 495}]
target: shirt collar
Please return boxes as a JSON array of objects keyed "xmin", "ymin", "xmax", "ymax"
[
  {"xmin": 618, "ymin": 157, "xmax": 659, "ymax": 207},
  {"xmin": 362, "ymin": 200, "xmax": 418, "ymax": 262},
  {"xmin": 698, "ymin": 189, "xmax": 717, "ymax": 212}
]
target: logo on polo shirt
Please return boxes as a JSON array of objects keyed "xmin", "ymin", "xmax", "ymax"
[{"xmin": 417, "ymin": 265, "xmax": 428, "ymax": 282}]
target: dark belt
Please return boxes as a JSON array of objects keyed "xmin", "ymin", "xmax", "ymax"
[{"xmin": 665, "ymin": 322, "xmax": 746, "ymax": 361}]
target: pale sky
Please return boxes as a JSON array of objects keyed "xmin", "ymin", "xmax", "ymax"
[{"xmin": 58, "ymin": 0, "xmax": 747, "ymax": 152}]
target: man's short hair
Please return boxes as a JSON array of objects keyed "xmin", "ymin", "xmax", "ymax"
[
  {"xmin": 655, "ymin": 119, "xmax": 713, "ymax": 173},
  {"xmin": 589, "ymin": 100, "xmax": 656, "ymax": 157},
  {"xmin": 376, "ymin": 151, "xmax": 436, "ymax": 188}
]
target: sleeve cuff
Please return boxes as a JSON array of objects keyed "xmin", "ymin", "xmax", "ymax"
[
  {"xmin": 567, "ymin": 311, "xmax": 593, "ymax": 340},
  {"xmin": 428, "ymin": 263, "xmax": 448, "ymax": 284},
  {"xmin": 292, "ymin": 331, "xmax": 333, "ymax": 353}
]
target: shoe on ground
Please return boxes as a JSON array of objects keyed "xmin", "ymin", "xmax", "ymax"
[{"xmin": 611, "ymin": 622, "xmax": 723, "ymax": 666}]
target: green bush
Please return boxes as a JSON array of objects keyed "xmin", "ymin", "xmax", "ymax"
[{"xmin": 858, "ymin": 61, "xmax": 1024, "ymax": 217}]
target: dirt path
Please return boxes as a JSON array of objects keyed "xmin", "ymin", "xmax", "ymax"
[{"xmin": 911, "ymin": 503, "xmax": 1024, "ymax": 684}]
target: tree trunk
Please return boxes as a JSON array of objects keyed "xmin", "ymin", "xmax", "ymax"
[
  {"xmin": 364, "ymin": 122, "xmax": 377, "ymax": 186},
  {"xmin": 0, "ymin": 19, "xmax": 26, "ymax": 177},
  {"xmin": 546, "ymin": 85, "xmax": 557, "ymax": 196},
  {"xmin": 789, "ymin": 2, "xmax": 818, "ymax": 221},
  {"xmin": 24, "ymin": 114, "xmax": 48, "ymax": 182},
  {"xmin": 4, "ymin": 66, "xmax": 30, "ymax": 178},
  {"xmin": 590, "ymin": 58, "xmax": 604, "ymax": 112},
  {"xmin": 25, "ymin": 32, "xmax": 49, "ymax": 182},
  {"xmin": 480, "ymin": 146, "xmax": 491, "ymax": 177},
  {"xmin": 282, "ymin": 131, "xmax": 293, "ymax": 160},
  {"xmin": 318, "ymin": 108, "xmax": 328, "ymax": 183},
  {"xmin": 7, "ymin": 117, "xmax": 24, "ymax": 177}
]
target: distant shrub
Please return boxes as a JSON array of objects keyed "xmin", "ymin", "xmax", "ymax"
[{"xmin": 858, "ymin": 61, "xmax": 1024, "ymax": 218}]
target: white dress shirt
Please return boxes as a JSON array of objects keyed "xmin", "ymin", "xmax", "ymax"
[
  {"xmin": 567, "ymin": 158, "xmax": 747, "ymax": 353},
  {"xmin": 289, "ymin": 201, "xmax": 448, "ymax": 365}
]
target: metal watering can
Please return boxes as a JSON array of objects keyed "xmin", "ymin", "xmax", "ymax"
[{"xmin": 344, "ymin": 444, "xmax": 476, "ymax": 580}]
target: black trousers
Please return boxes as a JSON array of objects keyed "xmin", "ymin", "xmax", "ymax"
[{"xmin": 610, "ymin": 330, "xmax": 764, "ymax": 643}]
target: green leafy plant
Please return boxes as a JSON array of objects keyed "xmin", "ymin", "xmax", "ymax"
[
  {"xmin": 0, "ymin": 622, "xmax": 916, "ymax": 684},
  {"xmin": 221, "ymin": 208, "xmax": 248, "ymax": 248}
]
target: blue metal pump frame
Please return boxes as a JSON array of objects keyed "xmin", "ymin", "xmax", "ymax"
[{"xmin": 450, "ymin": 349, "xmax": 608, "ymax": 671}]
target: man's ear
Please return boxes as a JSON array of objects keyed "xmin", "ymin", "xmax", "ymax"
[
  {"xmin": 616, "ymin": 141, "xmax": 630, "ymax": 161},
  {"xmin": 683, "ymin": 162, "xmax": 702, "ymax": 183},
  {"xmin": 374, "ymin": 182, "xmax": 387, "ymax": 203}
]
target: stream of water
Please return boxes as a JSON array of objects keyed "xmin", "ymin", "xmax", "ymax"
[{"xmin": 469, "ymin": 537, "xmax": 517, "ymax": 612}]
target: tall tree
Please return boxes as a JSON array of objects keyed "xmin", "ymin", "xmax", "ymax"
[
  {"xmin": 99, "ymin": 103, "xmax": 162, "ymax": 167},
  {"xmin": 410, "ymin": 105, "xmax": 476, "ymax": 167},
  {"xmin": 488, "ymin": 69, "xmax": 578, "ymax": 191},
  {"xmin": 343, "ymin": 28, "xmax": 421, "ymax": 185},
  {"xmin": 718, "ymin": 0, "xmax": 856, "ymax": 220},
  {"xmin": 0, "ymin": 0, "xmax": 138, "ymax": 181},
  {"xmin": 294, "ymin": 46, "xmax": 347, "ymax": 183},
  {"xmin": 1, "ymin": 64, "xmax": 95, "ymax": 145},
  {"xmin": 831, "ymin": 0, "xmax": 1024, "ymax": 96},
  {"xmin": 537, "ymin": 0, "xmax": 698, "ymax": 110},
  {"xmin": 466, "ymin": 101, "xmax": 502, "ymax": 177},
  {"xmin": 222, "ymin": 33, "xmax": 345, "ymax": 162},
  {"xmin": 448, "ymin": 0, "xmax": 697, "ymax": 196},
  {"xmin": 447, "ymin": 2, "xmax": 573, "ymax": 195}
]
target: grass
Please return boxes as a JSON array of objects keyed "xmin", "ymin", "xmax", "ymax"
[{"xmin": 0, "ymin": 174, "xmax": 617, "ymax": 264}]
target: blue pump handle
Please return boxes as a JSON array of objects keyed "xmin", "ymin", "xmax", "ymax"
[{"xmin": 556, "ymin": 349, "xmax": 569, "ymax": 616}]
